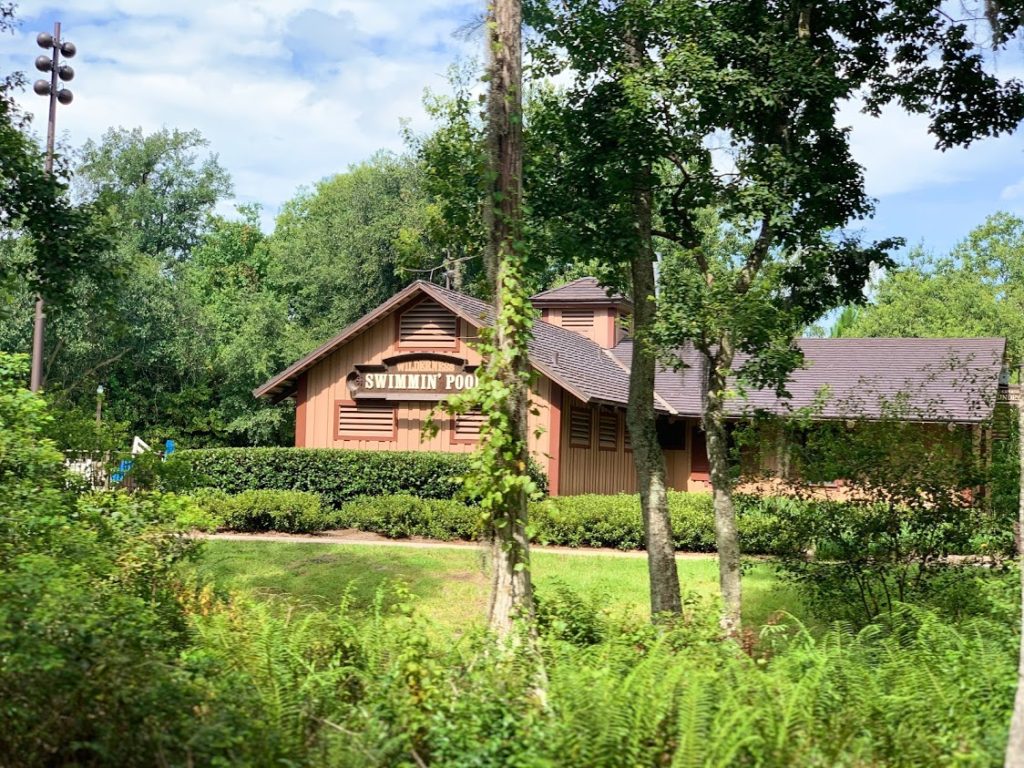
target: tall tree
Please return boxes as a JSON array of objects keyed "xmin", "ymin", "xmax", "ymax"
[
  {"xmin": 268, "ymin": 152, "xmax": 442, "ymax": 346},
  {"xmin": 528, "ymin": 0, "xmax": 1024, "ymax": 631},
  {"xmin": 480, "ymin": 0, "xmax": 536, "ymax": 635},
  {"xmin": 76, "ymin": 127, "xmax": 230, "ymax": 263},
  {"xmin": 1, "ymin": 126, "xmax": 247, "ymax": 446},
  {"xmin": 1005, "ymin": 362, "xmax": 1024, "ymax": 767},
  {"xmin": 838, "ymin": 212, "xmax": 1024, "ymax": 367}
]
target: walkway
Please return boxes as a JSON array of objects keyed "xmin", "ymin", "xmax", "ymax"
[{"xmin": 205, "ymin": 530, "xmax": 718, "ymax": 560}]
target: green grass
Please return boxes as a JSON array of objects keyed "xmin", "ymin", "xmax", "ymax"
[{"xmin": 195, "ymin": 540, "xmax": 804, "ymax": 630}]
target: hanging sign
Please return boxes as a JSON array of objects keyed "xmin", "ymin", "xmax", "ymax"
[{"xmin": 347, "ymin": 356, "xmax": 479, "ymax": 400}]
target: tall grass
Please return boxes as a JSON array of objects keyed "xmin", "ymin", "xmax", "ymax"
[{"xmin": 184, "ymin": 587, "xmax": 1017, "ymax": 767}]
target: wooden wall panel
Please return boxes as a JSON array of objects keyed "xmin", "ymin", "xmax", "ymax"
[
  {"xmin": 556, "ymin": 394, "xmax": 695, "ymax": 496},
  {"xmin": 298, "ymin": 308, "xmax": 563, "ymax": 472},
  {"xmin": 557, "ymin": 394, "xmax": 637, "ymax": 495}
]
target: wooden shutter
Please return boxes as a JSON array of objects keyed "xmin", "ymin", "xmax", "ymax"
[
  {"xmin": 399, "ymin": 299, "xmax": 458, "ymax": 348},
  {"xmin": 598, "ymin": 409, "xmax": 618, "ymax": 451},
  {"xmin": 569, "ymin": 406, "xmax": 592, "ymax": 448},
  {"xmin": 337, "ymin": 402, "xmax": 396, "ymax": 440},
  {"xmin": 453, "ymin": 410, "xmax": 485, "ymax": 442},
  {"xmin": 623, "ymin": 416, "xmax": 632, "ymax": 452},
  {"xmin": 561, "ymin": 308, "xmax": 594, "ymax": 330}
]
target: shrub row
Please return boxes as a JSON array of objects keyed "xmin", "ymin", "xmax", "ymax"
[
  {"xmin": 190, "ymin": 487, "xmax": 803, "ymax": 552},
  {"xmin": 190, "ymin": 489, "xmax": 331, "ymax": 534},
  {"xmin": 335, "ymin": 491, "xmax": 799, "ymax": 554},
  {"xmin": 176, "ymin": 447, "xmax": 548, "ymax": 506}
]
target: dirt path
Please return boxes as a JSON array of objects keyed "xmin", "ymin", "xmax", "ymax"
[{"xmin": 204, "ymin": 530, "xmax": 718, "ymax": 560}]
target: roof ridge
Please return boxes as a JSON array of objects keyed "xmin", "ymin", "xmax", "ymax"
[{"xmin": 529, "ymin": 276, "xmax": 599, "ymax": 299}]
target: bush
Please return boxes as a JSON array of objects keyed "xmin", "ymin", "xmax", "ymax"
[
  {"xmin": 184, "ymin": 590, "xmax": 1016, "ymax": 767},
  {"xmin": 334, "ymin": 491, "xmax": 795, "ymax": 553},
  {"xmin": 191, "ymin": 489, "xmax": 331, "ymax": 534},
  {"xmin": 176, "ymin": 447, "xmax": 548, "ymax": 506}
]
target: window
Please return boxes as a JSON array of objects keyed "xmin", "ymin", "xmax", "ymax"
[
  {"xmin": 569, "ymin": 406, "xmax": 592, "ymax": 448},
  {"xmin": 337, "ymin": 402, "xmax": 396, "ymax": 440},
  {"xmin": 598, "ymin": 408, "xmax": 618, "ymax": 451},
  {"xmin": 561, "ymin": 308, "xmax": 594, "ymax": 331},
  {"xmin": 398, "ymin": 299, "xmax": 458, "ymax": 348},
  {"xmin": 656, "ymin": 417, "xmax": 686, "ymax": 450},
  {"xmin": 452, "ymin": 409, "xmax": 484, "ymax": 442}
]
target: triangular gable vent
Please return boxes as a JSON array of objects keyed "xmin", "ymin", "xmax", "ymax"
[{"xmin": 399, "ymin": 299, "xmax": 458, "ymax": 348}]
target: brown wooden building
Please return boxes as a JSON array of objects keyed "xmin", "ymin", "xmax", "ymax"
[{"xmin": 254, "ymin": 278, "xmax": 1007, "ymax": 496}]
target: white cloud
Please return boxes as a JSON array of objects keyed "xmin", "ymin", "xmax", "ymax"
[
  {"xmin": 4, "ymin": 2, "xmax": 1023, "ymax": 242},
  {"xmin": 1001, "ymin": 177, "xmax": 1024, "ymax": 200},
  {"xmin": 3, "ymin": 2, "xmax": 479, "ymax": 231},
  {"xmin": 839, "ymin": 99, "xmax": 1024, "ymax": 199}
]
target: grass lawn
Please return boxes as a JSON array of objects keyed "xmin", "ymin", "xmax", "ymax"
[{"xmin": 195, "ymin": 540, "xmax": 805, "ymax": 630}]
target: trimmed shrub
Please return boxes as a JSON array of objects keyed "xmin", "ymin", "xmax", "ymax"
[
  {"xmin": 335, "ymin": 491, "xmax": 792, "ymax": 553},
  {"xmin": 177, "ymin": 447, "xmax": 548, "ymax": 506},
  {"xmin": 336, "ymin": 495, "xmax": 481, "ymax": 540},
  {"xmin": 191, "ymin": 489, "xmax": 331, "ymax": 534}
]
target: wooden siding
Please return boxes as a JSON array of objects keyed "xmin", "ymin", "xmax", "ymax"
[
  {"xmin": 541, "ymin": 306, "xmax": 618, "ymax": 348},
  {"xmin": 556, "ymin": 393, "xmax": 694, "ymax": 496},
  {"xmin": 300, "ymin": 306, "xmax": 554, "ymax": 478}
]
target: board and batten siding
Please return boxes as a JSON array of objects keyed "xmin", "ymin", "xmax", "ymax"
[
  {"xmin": 296, "ymin": 302, "xmax": 555, "ymax": 480},
  {"xmin": 556, "ymin": 393, "xmax": 694, "ymax": 496}
]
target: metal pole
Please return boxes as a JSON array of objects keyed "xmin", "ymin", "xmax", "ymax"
[{"xmin": 29, "ymin": 21, "xmax": 60, "ymax": 393}]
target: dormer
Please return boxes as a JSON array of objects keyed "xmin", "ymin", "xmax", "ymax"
[{"xmin": 530, "ymin": 277, "xmax": 632, "ymax": 349}]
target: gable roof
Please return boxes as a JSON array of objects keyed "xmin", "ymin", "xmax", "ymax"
[
  {"xmin": 530, "ymin": 277, "xmax": 632, "ymax": 309},
  {"xmin": 610, "ymin": 337, "xmax": 1007, "ymax": 423},
  {"xmin": 253, "ymin": 280, "xmax": 638, "ymax": 407},
  {"xmin": 255, "ymin": 281, "xmax": 1006, "ymax": 424}
]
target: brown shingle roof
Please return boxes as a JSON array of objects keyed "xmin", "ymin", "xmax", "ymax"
[
  {"xmin": 530, "ymin": 277, "xmax": 631, "ymax": 308},
  {"xmin": 255, "ymin": 281, "xmax": 1006, "ymax": 424},
  {"xmin": 610, "ymin": 337, "xmax": 1006, "ymax": 423},
  {"xmin": 426, "ymin": 283, "xmax": 637, "ymax": 407}
]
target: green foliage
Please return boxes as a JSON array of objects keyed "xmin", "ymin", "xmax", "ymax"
[
  {"xmin": 176, "ymin": 446, "xmax": 548, "ymax": 507},
  {"xmin": 0, "ymin": 48, "xmax": 111, "ymax": 309},
  {"xmin": 180, "ymin": 589, "xmax": 1017, "ymax": 767},
  {"xmin": 191, "ymin": 488, "xmax": 330, "ymax": 534},
  {"xmin": 76, "ymin": 127, "xmax": 232, "ymax": 263},
  {"xmin": 336, "ymin": 494, "xmax": 481, "ymax": 540},
  {"xmin": 753, "ymin": 385, "xmax": 1006, "ymax": 624},
  {"xmin": 840, "ymin": 212, "xmax": 1024, "ymax": 367},
  {"xmin": 0, "ymin": 350, "xmax": 209, "ymax": 763},
  {"xmin": 333, "ymin": 489, "xmax": 802, "ymax": 554},
  {"xmin": 268, "ymin": 151, "xmax": 452, "ymax": 345}
]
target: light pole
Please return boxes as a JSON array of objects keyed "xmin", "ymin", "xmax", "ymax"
[
  {"xmin": 29, "ymin": 22, "xmax": 76, "ymax": 392},
  {"xmin": 95, "ymin": 384, "xmax": 104, "ymax": 429}
]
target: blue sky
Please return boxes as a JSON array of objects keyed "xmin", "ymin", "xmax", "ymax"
[{"xmin": 3, "ymin": 1, "xmax": 1024, "ymax": 262}]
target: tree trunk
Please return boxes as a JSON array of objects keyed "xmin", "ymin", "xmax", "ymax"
[
  {"xmin": 484, "ymin": 0, "xmax": 534, "ymax": 637},
  {"xmin": 620, "ymin": 24, "xmax": 681, "ymax": 622},
  {"xmin": 701, "ymin": 341, "xmax": 742, "ymax": 634},
  {"xmin": 1005, "ymin": 396, "xmax": 1024, "ymax": 766},
  {"xmin": 626, "ymin": 182, "xmax": 682, "ymax": 619}
]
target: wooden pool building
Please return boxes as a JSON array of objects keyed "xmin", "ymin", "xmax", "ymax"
[{"xmin": 254, "ymin": 278, "xmax": 1007, "ymax": 496}]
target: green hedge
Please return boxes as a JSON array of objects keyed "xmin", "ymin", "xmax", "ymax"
[
  {"xmin": 336, "ymin": 495, "xmax": 481, "ymax": 540},
  {"xmin": 176, "ymin": 447, "xmax": 548, "ymax": 507},
  {"xmin": 334, "ymin": 491, "xmax": 798, "ymax": 554},
  {"xmin": 190, "ymin": 489, "xmax": 331, "ymax": 534}
]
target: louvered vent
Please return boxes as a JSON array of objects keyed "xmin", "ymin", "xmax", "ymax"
[
  {"xmin": 569, "ymin": 406, "xmax": 592, "ymax": 448},
  {"xmin": 454, "ymin": 410, "xmax": 485, "ymax": 441},
  {"xmin": 623, "ymin": 421, "xmax": 632, "ymax": 452},
  {"xmin": 598, "ymin": 409, "xmax": 618, "ymax": 450},
  {"xmin": 338, "ymin": 402, "xmax": 395, "ymax": 440},
  {"xmin": 561, "ymin": 308, "xmax": 594, "ymax": 330},
  {"xmin": 399, "ymin": 299, "xmax": 458, "ymax": 348}
]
